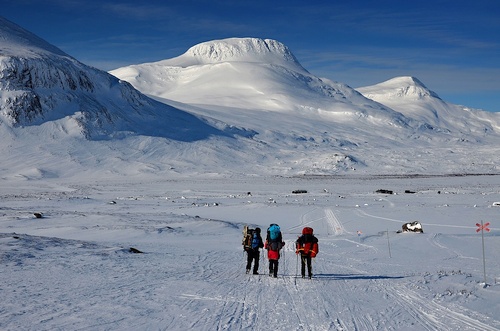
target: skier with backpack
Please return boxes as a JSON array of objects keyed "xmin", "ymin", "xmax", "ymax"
[
  {"xmin": 296, "ymin": 227, "xmax": 319, "ymax": 279},
  {"xmin": 264, "ymin": 223, "xmax": 285, "ymax": 278},
  {"xmin": 242, "ymin": 226, "xmax": 264, "ymax": 274}
]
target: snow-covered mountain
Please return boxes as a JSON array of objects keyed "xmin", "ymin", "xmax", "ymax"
[
  {"xmin": 357, "ymin": 76, "xmax": 500, "ymax": 137},
  {"xmin": 1, "ymin": 17, "xmax": 499, "ymax": 179},
  {"xmin": 110, "ymin": 37, "xmax": 500, "ymax": 175},
  {"xmin": 0, "ymin": 17, "xmax": 219, "ymax": 141},
  {"xmin": 110, "ymin": 38, "xmax": 500, "ymax": 143},
  {"xmin": 110, "ymin": 38, "xmax": 408, "ymax": 122}
]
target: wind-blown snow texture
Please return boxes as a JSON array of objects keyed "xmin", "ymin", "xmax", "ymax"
[{"xmin": 1, "ymin": 17, "xmax": 500, "ymax": 330}]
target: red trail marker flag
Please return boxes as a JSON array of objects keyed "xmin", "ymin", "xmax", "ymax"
[{"xmin": 476, "ymin": 222, "xmax": 490, "ymax": 232}]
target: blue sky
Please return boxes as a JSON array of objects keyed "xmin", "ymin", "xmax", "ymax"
[{"xmin": 3, "ymin": 0, "xmax": 500, "ymax": 112}]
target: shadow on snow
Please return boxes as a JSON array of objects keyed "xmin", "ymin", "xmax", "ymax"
[{"xmin": 312, "ymin": 273, "xmax": 406, "ymax": 280}]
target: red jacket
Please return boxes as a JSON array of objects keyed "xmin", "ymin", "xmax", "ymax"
[
  {"xmin": 265, "ymin": 240, "xmax": 285, "ymax": 260},
  {"xmin": 296, "ymin": 234, "xmax": 319, "ymax": 258}
]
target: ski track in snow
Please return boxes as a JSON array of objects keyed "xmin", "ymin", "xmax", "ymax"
[
  {"xmin": 387, "ymin": 284, "xmax": 499, "ymax": 331},
  {"xmin": 179, "ymin": 206, "xmax": 500, "ymax": 331}
]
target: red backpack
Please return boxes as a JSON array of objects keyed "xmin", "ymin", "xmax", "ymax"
[{"xmin": 302, "ymin": 227, "xmax": 313, "ymax": 235}]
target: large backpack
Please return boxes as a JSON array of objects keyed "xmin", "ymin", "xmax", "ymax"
[
  {"xmin": 268, "ymin": 224, "xmax": 282, "ymax": 241},
  {"xmin": 267, "ymin": 224, "xmax": 283, "ymax": 252},
  {"xmin": 242, "ymin": 225, "xmax": 255, "ymax": 251},
  {"xmin": 302, "ymin": 227, "xmax": 313, "ymax": 235}
]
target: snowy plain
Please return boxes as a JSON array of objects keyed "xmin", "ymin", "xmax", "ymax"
[
  {"xmin": 1, "ymin": 19, "xmax": 500, "ymax": 330},
  {"xmin": 1, "ymin": 173, "xmax": 499, "ymax": 330}
]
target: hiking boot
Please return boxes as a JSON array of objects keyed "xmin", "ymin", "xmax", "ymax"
[{"xmin": 253, "ymin": 271, "xmax": 259, "ymax": 275}]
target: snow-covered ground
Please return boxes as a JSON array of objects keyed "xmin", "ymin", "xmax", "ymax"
[{"xmin": 1, "ymin": 174, "xmax": 499, "ymax": 330}]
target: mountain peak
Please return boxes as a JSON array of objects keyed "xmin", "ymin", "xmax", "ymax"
[
  {"xmin": 357, "ymin": 76, "xmax": 440, "ymax": 101},
  {"xmin": 161, "ymin": 37, "xmax": 304, "ymax": 69},
  {"xmin": 388, "ymin": 76, "xmax": 425, "ymax": 87},
  {"xmin": 0, "ymin": 16, "xmax": 68, "ymax": 58}
]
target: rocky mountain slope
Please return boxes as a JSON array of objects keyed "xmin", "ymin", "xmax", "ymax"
[{"xmin": 0, "ymin": 17, "xmax": 219, "ymax": 141}]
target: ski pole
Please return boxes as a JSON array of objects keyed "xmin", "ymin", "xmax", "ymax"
[
  {"xmin": 295, "ymin": 252, "xmax": 299, "ymax": 285},
  {"xmin": 282, "ymin": 247, "xmax": 286, "ymax": 277}
]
